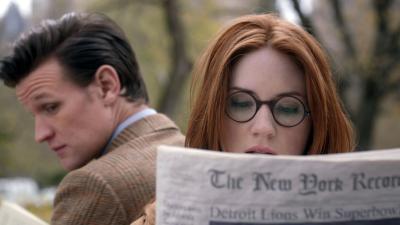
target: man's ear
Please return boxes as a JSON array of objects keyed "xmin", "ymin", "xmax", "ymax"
[{"xmin": 93, "ymin": 65, "xmax": 121, "ymax": 105}]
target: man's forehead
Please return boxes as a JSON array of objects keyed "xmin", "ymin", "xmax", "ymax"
[
  {"xmin": 16, "ymin": 74, "xmax": 59, "ymax": 102},
  {"xmin": 15, "ymin": 58, "xmax": 70, "ymax": 101}
]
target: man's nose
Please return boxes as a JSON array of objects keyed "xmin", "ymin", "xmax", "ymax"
[
  {"xmin": 34, "ymin": 116, "xmax": 54, "ymax": 143},
  {"xmin": 250, "ymin": 105, "xmax": 277, "ymax": 138}
]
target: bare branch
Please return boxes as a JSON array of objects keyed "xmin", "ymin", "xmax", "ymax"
[
  {"xmin": 386, "ymin": 24, "xmax": 400, "ymax": 82},
  {"xmin": 157, "ymin": 0, "xmax": 192, "ymax": 116},
  {"xmin": 289, "ymin": 1, "xmax": 353, "ymax": 110},
  {"xmin": 387, "ymin": 73, "xmax": 400, "ymax": 93},
  {"xmin": 388, "ymin": 22, "xmax": 400, "ymax": 59},
  {"xmin": 290, "ymin": 0, "xmax": 317, "ymax": 38},
  {"xmin": 371, "ymin": 0, "xmax": 398, "ymax": 84},
  {"xmin": 372, "ymin": 0, "xmax": 392, "ymax": 56},
  {"xmin": 329, "ymin": 0, "xmax": 356, "ymax": 58},
  {"xmin": 382, "ymin": 44, "xmax": 400, "ymax": 79}
]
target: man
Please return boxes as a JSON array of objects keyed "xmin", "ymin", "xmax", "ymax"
[{"xmin": 0, "ymin": 12, "xmax": 184, "ymax": 225}]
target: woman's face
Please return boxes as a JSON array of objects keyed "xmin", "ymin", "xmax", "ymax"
[{"xmin": 221, "ymin": 46, "xmax": 311, "ymax": 155}]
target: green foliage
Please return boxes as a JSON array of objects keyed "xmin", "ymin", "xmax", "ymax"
[
  {"xmin": 36, "ymin": 170, "xmax": 67, "ymax": 188},
  {"xmin": 0, "ymin": 132, "xmax": 11, "ymax": 176},
  {"xmin": 84, "ymin": 1, "xmax": 170, "ymax": 106},
  {"xmin": 83, "ymin": 0, "xmax": 229, "ymax": 127}
]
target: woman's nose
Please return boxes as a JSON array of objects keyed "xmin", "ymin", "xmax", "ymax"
[{"xmin": 250, "ymin": 105, "xmax": 277, "ymax": 138}]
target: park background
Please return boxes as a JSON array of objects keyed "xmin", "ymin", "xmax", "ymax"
[{"xmin": 0, "ymin": 0, "xmax": 399, "ymax": 222}]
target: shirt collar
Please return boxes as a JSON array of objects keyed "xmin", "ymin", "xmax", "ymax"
[{"xmin": 101, "ymin": 108, "xmax": 157, "ymax": 155}]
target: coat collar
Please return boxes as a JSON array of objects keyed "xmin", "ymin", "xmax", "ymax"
[{"xmin": 106, "ymin": 113, "xmax": 179, "ymax": 153}]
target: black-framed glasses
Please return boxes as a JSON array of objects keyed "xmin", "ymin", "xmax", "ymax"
[{"xmin": 225, "ymin": 91, "xmax": 310, "ymax": 127}]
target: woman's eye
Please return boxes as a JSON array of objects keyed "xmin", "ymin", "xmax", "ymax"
[
  {"xmin": 230, "ymin": 99, "xmax": 253, "ymax": 109},
  {"xmin": 276, "ymin": 105, "xmax": 299, "ymax": 115}
]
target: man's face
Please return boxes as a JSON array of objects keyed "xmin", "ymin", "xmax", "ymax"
[{"xmin": 16, "ymin": 58, "xmax": 115, "ymax": 171}]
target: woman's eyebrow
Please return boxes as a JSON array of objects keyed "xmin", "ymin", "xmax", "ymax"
[
  {"xmin": 229, "ymin": 86, "xmax": 255, "ymax": 93},
  {"xmin": 275, "ymin": 91, "xmax": 305, "ymax": 98},
  {"xmin": 229, "ymin": 87, "xmax": 305, "ymax": 98}
]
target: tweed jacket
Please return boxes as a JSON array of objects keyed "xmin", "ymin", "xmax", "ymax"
[{"xmin": 51, "ymin": 113, "xmax": 184, "ymax": 225}]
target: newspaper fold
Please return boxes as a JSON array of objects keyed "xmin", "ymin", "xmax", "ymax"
[
  {"xmin": 0, "ymin": 199, "xmax": 48, "ymax": 225},
  {"xmin": 156, "ymin": 146, "xmax": 400, "ymax": 225}
]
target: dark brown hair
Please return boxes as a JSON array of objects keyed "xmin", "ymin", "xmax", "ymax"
[{"xmin": 0, "ymin": 12, "xmax": 148, "ymax": 102}]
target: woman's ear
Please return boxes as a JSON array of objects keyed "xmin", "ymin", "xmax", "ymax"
[{"xmin": 93, "ymin": 65, "xmax": 121, "ymax": 105}]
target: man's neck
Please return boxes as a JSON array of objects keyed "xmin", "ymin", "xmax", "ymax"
[
  {"xmin": 100, "ymin": 101, "xmax": 154, "ymax": 156},
  {"xmin": 113, "ymin": 99, "xmax": 149, "ymax": 128}
]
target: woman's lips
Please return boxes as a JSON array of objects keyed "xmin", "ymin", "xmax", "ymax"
[{"xmin": 245, "ymin": 145, "xmax": 276, "ymax": 155}]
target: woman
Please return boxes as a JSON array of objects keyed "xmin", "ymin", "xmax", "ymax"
[
  {"xmin": 186, "ymin": 13, "xmax": 354, "ymax": 154},
  {"xmin": 132, "ymin": 13, "xmax": 355, "ymax": 225}
]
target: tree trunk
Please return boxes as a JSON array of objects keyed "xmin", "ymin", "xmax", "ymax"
[
  {"xmin": 354, "ymin": 78, "xmax": 382, "ymax": 150},
  {"xmin": 290, "ymin": 0, "xmax": 319, "ymax": 39},
  {"xmin": 158, "ymin": 0, "xmax": 192, "ymax": 118}
]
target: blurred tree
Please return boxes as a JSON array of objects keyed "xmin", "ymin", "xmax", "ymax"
[
  {"xmin": 0, "ymin": 3, "xmax": 26, "ymax": 43},
  {"xmin": 291, "ymin": 0, "xmax": 400, "ymax": 150},
  {"xmin": 157, "ymin": 0, "xmax": 192, "ymax": 117},
  {"xmin": 0, "ymin": 3, "xmax": 27, "ymax": 57},
  {"xmin": 0, "ymin": 131, "xmax": 12, "ymax": 177},
  {"xmin": 83, "ymin": 0, "xmax": 223, "ymax": 126},
  {"xmin": 84, "ymin": 0, "xmax": 278, "ymax": 127},
  {"xmin": 32, "ymin": 0, "xmax": 78, "ymax": 23}
]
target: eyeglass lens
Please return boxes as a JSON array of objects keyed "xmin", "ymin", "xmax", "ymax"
[{"xmin": 226, "ymin": 91, "xmax": 307, "ymax": 127}]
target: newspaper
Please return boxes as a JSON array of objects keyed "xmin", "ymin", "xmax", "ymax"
[
  {"xmin": 156, "ymin": 146, "xmax": 400, "ymax": 225},
  {"xmin": 0, "ymin": 199, "xmax": 48, "ymax": 225}
]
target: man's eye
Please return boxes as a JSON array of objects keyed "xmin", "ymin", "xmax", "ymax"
[{"xmin": 43, "ymin": 103, "xmax": 59, "ymax": 114}]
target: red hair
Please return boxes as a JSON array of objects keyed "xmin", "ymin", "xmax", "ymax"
[{"xmin": 186, "ymin": 14, "xmax": 355, "ymax": 154}]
